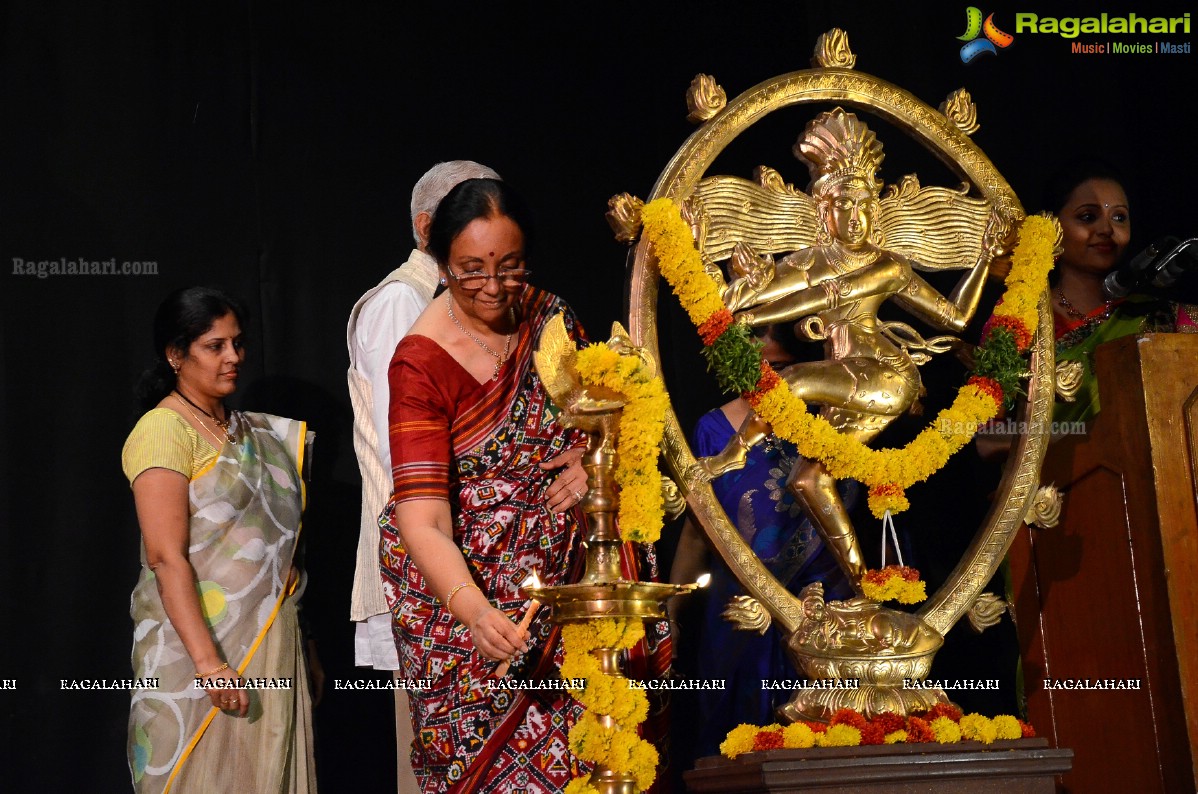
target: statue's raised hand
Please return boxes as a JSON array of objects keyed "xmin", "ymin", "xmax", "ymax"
[{"xmin": 730, "ymin": 241, "xmax": 776, "ymax": 291}]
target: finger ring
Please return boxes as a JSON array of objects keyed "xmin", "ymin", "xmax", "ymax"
[{"xmin": 573, "ymin": 489, "xmax": 584, "ymax": 501}]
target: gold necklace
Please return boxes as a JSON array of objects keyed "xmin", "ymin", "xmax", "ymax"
[
  {"xmin": 826, "ymin": 243, "xmax": 877, "ymax": 274},
  {"xmin": 446, "ymin": 293, "xmax": 512, "ymax": 380},
  {"xmin": 172, "ymin": 390, "xmax": 236, "ymax": 444}
]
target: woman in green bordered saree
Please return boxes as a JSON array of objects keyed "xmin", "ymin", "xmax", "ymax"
[
  {"xmin": 1045, "ymin": 159, "xmax": 1197, "ymax": 426},
  {"xmin": 122, "ymin": 287, "xmax": 317, "ymax": 793}
]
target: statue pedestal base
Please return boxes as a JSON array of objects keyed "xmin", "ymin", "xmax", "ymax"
[{"xmin": 683, "ymin": 739, "xmax": 1072, "ymax": 793}]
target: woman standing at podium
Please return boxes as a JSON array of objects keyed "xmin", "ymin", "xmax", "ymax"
[{"xmin": 1046, "ymin": 159, "xmax": 1197, "ymax": 424}]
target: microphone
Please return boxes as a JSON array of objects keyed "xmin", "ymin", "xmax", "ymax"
[
  {"xmin": 1148, "ymin": 237, "xmax": 1198, "ymax": 290},
  {"xmin": 1102, "ymin": 236, "xmax": 1190, "ymax": 300}
]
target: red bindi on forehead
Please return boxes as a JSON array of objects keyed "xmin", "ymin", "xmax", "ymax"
[{"xmin": 488, "ymin": 251, "xmax": 495, "ymax": 257}]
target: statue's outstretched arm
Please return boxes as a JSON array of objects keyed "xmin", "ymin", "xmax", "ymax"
[
  {"xmin": 894, "ymin": 208, "xmax": 1009, "ymax": 332},
  {"xmin": 722, "ymin": 246, "xmax": 819, "ymax": 313},
  {"xmin": 734, "ymin": 259, "xmax": 908, "ymax": 326},
  {"xmin": 895, "ymin": 252, "xmax": 990, "ymax": 333}
]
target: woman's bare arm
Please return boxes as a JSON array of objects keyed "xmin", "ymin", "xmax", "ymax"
[
  {"xmin": 393, "ymin": 499, "xmax": 530, "ymax": 662},
  {"xmin": 133, "ymin": 468, "xmax": 247, "ymax": 715}
]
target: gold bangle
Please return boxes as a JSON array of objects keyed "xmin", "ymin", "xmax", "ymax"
[
  {"xmin": 445, "ymin": 581, "xmax": 481, "ymax": 613},
  {"xmin": 195, "ymin": 662, "xmax": 229, "ymax": 679}
]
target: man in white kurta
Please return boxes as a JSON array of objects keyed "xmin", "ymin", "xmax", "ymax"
[{"xmin": 346, "ymin": 160, "xmax": 500, "ymax": 792}]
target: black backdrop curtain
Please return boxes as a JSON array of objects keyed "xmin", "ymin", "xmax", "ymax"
[{"xmin": 3, "ymin": 1, "xmax": 1196, "ymax": 790}]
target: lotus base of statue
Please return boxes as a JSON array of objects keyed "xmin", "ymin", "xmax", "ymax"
[{"xmin": 779, "ymin": 582, "xmax": 949, "ymax": 721}]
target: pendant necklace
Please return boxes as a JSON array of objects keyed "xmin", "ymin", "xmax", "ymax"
[{"xmin": 446, "ymin": 293, "xmax": 512, "ymax": 380}]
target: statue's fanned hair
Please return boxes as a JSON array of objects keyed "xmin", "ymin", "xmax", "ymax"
[{"xmin": 795, "ymin": 108, "xmax": 884, "ymax": 197}]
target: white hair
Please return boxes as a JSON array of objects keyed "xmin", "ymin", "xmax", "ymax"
[{"xmin": 410, "ymin": 160, "xmax": 501, "ymax": 244}]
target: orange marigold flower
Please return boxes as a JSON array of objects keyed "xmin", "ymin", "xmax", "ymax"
[
  {"xmin": 923, "ymin": 703, "xmax": 964, "ymax": 723},
  {"xmin": 806, "ymin": 721, "xmax": 828, "ymax": 734},
  {"xmin": 752, "ymin": 729, "xmax": 784, "ymax": 751},
  {"xmin": 905, "ymin": 716, "xmax": 935, "ymax": 743},
  {"xmin": 983, "ymin": 314, "xmax": 1033, "ymax": 352},
  {"xmin": 1019, "ymin": 719, "xmax": 1036, "ymax": 738},
  {"xmin": 743, "ymin": 361, "xmax": 783, "ymax": 405},
  {"xmin": 830, "ymin": 709, "xmax": 867, "ymax": 731},
  {"xmin": 966, "ymin": 376, "xmax": 1004, "ymax": 408},
  {"xmin": 862, "ymin": 565, "xmax": 920, "ymax": 585},
  {"xmin": 698, "ymin": 309, "xmax": 734, "ymax": 346},
  {"xmin": 870, "ymin": 483, "xmax": 903, "ymax": 498},
  {"xmin": 871, "ymin": 713, "xmax": 906, "ymax": 734},
  {"xmin": 859, "ymin": 722, "xmax": 886, "ymax": 745},
  {"xmin": 756, "ymin": 360, "xmax": 782, "ymax": 393}
]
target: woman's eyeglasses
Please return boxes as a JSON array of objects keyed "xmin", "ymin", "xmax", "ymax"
[{"xmin": 446, "ymin": 269, "xmax": 532, "ymax": 290}]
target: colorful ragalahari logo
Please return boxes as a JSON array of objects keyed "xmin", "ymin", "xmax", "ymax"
[{"xmin": 958, "ymin": 7, "xmax": 1014, "ymax": 62}]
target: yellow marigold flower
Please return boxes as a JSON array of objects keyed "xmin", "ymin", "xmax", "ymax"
[
  {"xmin": 564, "ymin": 779, "xmax": 600, "ymax": 794},
  {"xmin": 577, "ymin": 672, "xmax": 617, "ymax": 714},
  {"xmin": 630, "ymin": 738, "xmax": 660, "ymax": 791},
  {"xmin": 592, "ymin": 618, "xmax": 626, "ymax": 648},
  {"xmin": 862, "ymin": 578, "xmax": 895, "ymax": 602},
  {"xmin": 930, "ymin": 716, "xmax": 962, "ymax": 744},
  {"xmin": 569, "ymin": 712, "xmax": 613, "ymax": 762},
  {"xmin": 816, "ymin": 724, "xmax": 862, "ymax": 747},
  {"xmin": 606, "ymin": 728, "xmax": 642, "ymax": 773},
  {"xmin": 719, "ymin": 724, "xmax": 760, "ymax": 759},
  {"xmin": 618, "ymin": 685, "xmax": 650, "ymax": 725},
  {"xmin": 992, "ymin": 714, "xmax": 1022, "ymax": 740},
  {"xmin": 618, "ymin": 619, "xmax": 646, "ymax": 649},
  {"xmin": 782, "ymin": 722, "xmax": 816, "ymax": 749},
  {"xmin": 559, "ymin": 650, "xmax": 600, "ymax": 684},
  {"xmin": 867, "ymin": 489, "xmax": 910, "ymax": 519},
  {"xmin": 895, "ymin": 579, "xmax": 927, "ymax": 605},
  {"xmin": 959, "ymin": 713, "xmax": 998, "ymax": 744},
  {"xmin": 563, "ymin": 623, "xmax": 599, "ymax": 652},
  {"xmin": 884, "ymin": 730, "xmax": 908, "ymax": 744}
]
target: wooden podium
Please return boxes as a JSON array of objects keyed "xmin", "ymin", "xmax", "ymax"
[{"xmin": 1007, "ymin": 333, "xmax": 1198, "ymax": 792}]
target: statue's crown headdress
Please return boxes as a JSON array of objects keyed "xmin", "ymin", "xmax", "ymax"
[{"xmin": 794, "ymin": 108, "xmax": 884, "ymax": 197}]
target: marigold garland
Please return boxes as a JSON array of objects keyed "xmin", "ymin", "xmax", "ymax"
[
  {"xmin": 563, "ymin": 341, "xmax": 667, "ymax": 790},
  {"xmin": 719, "ymin": 708, "xmax": 1035, "ymax": 758},
  {"xmin": 562, "ymin": 618, "xmax": 658, "ymax": 791},
  {"xmin": 861, "ymin": 565, "xmax": 927, "ymax": 604},
  {"xmin": 574, "ymin": 344, "xmax": 670, "ymax": 543},
  {"xmin": 640, "ymin": 198, "xmax": 1055, "ymax": 518}
]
